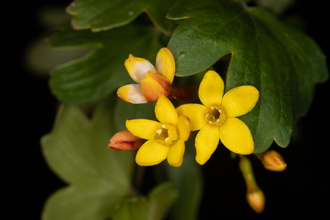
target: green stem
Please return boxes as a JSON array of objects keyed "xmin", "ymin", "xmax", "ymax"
[{"xmin": 131, "ymin": 165, "xmax": 146, "ymax": 195}]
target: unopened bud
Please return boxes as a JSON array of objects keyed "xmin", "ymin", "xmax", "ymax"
[
  {"xmin": 108, "ymin": 129, "xmax": 145, "ymax": 151},
  {"xmin": 246, "ymin": 189, "xmax": 265, "ymax": 213},
  {"xmin": 239, "ymin": 156, "xmax": 265, "ymax": 213},
  {"xmin": 258, "ymin": 150, "xmax": 287, "ymax": 172}
]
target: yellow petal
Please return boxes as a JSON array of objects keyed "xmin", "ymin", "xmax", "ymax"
[
  {"xmin": 195, "ymin": 125, "xmax": 219, "ymax": 165},
  {"xmin": 167, "ymin": 140, "xmax": 185, "ymax": 167},
  {"xmin": 176, "ymin": 104, "xmax": 208, "ymax": 131},
  {"xmin": 155, "ymin": 95, "xmax": 178, "ymax": 125},
  {"xmin": 140, "ymin": 73, "xmax": 169, "ymax": 102},
  {"xmin": 125, "ymin": 54, "xmax": 156, "ymax": 83},
  {"xmin": 177, "ymin": 115, "xmax": 191, "ymax": 141},
  {"xmin": 198, "ymin": 70, "xmax": 224, "ymax": 107},
  {"xmin": 156, "ymin": 48, "xmax": 175, "ymax": 84},
  {"xmin": 222, "ymin": 85, "xmax": 259, "ymax": 117},
  {"xmin": 126, "ymin": 119, "xmax": 161, "ymax": 140},
  {"xmin": 219, "ymin": 118, "xmax": 254, "ymax": 154},
  {"xmin": 135, "ymin": 140, "xmax": 169, "ymax": 166},
  {"xmin": 117, "ymin": 84, "xmax": 147, "ymax": 104}
]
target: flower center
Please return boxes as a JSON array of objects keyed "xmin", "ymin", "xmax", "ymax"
[
  {"xmin": 205, "ymin": 105, "xmax": 226, "ymax": 126},
  {"xmin": 154, "ymin": 124, "xmax": 179, "ymax": 145}
]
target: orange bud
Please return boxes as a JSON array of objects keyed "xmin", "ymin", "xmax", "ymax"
[
  {"xmin": 108, "ymin": 129, "xmax": 145, "ymax": 151},
  {"xmin": 258, "ymin": 150, "xmax": 287, "ymax": 172},
  {"xmin": 140, "ymin": 73, "xmax": 170, "ymax": 102},
  {"xmin": 246, "ymin": 189, "xmax": 265, "ymax": 213},
  {"xmin": 239, "ymin": 156, "xmax": 265, "ymax": 213}
]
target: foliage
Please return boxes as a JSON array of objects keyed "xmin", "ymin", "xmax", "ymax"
[{"xmin": 37, "ymin": 0, "xmax": 328, "ymax": 219}]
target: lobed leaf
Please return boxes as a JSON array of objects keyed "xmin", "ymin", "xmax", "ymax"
[
  {"xmin": 41, "ymin": 99, "xmax": 135, "ymax": 219},
  {"xmin": 47, "ymin": 24, "xmax": 161, "ymax": 104},
  {"xmin": 66, "ymin": 0, "xmax": 177, "ymax": 34},
  {"xmin": 167, "ymin": 0, "xmax": 328, "ymax": 153}
]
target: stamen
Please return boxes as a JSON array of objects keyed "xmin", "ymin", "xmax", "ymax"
[
  {"xmin": 206, "ymin": 105, "xmax": 226, "ymax": 126},
  {"xmin": 154, "ymin": 123, "xmax": 179, "ymax": 144}
]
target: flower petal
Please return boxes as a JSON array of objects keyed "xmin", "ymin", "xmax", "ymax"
[
  {"xmin": 195, "ymin": 125, "xmax": 219, "ymax": 165},
  {"xmin": 125, "ymin": 54, "xmax": 156, "ymax": 83},
  {"xmin": 140, "ymin": 73, "xmax": 169, "ymax": 102},
  {"xmin": 117, "ymin": 84, "xmax": 147, "ymax": 104},
  {"xmin": 222, "ymin": 85, "xmax": 259, "ymax": 117},
  {"xmin": 167, "ymin": 140, "xmax": 185, "ymax": 167},
  {"xmin": 135, "ymin": 140, "xmax": 169, "ymax": 166},
  {"xmin": 176, "ymin": 104, "xmax": 208, "ymax": 131},
  {"xmin": 126, "ymin": 119, "xmax": 161, "ymax": 140},
  {"xmin": 177, "ymin": 115, "xmax": 191, "ymax": 141},
  {"xmin": 155, "ymin": 95, "xmax": 178, "ymax": 125},
  {"xmin": 156, "ymin": 48, "xmax": 175, "ymax": 84},
  {"xmin": 198, "ymin": 70, "xmax": 224, "ymax": 107},
  {"xmin": 219, "ymin": 118, "xmax": 254, "ymax": 154}
]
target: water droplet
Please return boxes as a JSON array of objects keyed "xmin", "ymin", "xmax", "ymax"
[
  {"xmin": 128, "ymin": 11, "xmax": 134, "ymax": 16},
  {"xmin": 179, "ymin": 52, "xmax": 185, "ymax": 59}
]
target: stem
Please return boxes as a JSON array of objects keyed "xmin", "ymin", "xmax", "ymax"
[
  {"xmin": 131, "ymin": 165, "xmax": 146, "ymax": 195},
  {"xmin": 239, "ymin": 156, "xmax": 258, "ymax": 192},
  {"xmin": 167, "ymin": 85, "xmax": 199, "ymax": 100}
]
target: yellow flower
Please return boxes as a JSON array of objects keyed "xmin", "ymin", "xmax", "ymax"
[
  {"xmin": 117, "ymin": 48, "xmax": 175, "ymax": 103},
  {"xmin": 126, "ymin": 95, "xmax": 190, "ymax": 167},
  {"xmin": 176, "ymin": 70, "xmax": 259, "ymax": 165}
]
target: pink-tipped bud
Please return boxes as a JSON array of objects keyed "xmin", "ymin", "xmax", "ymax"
[
  {"xmin": 239, "ymin": 156, "xmax": 265, "ymax": 213},
  {"xmin": 108, "ymin": 129, "xmax": 145, "ymax": 151},
  {"xmin": 259, "ymin": 150, "xmax": 287, "ymax": 172},
  {"xmin": 247, "ymin": 189, "xmax": 265, "ymax": 213}
]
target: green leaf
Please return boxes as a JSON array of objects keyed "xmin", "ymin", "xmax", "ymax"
[
  {"xmin": 66, "ymin": 0, "xmax": 177, "ymax": 35},
  {"xmin": 42, "ymin": 186, "xmax": 121, "ymax": 220},
  {"xmin": 114, "ymin": 99, "xmax": 156, "ymax": 130},
  {"xmin": 112, "ymin": 182, "xmax": 177, "ymax": 220},
  {"xmin": 41, "ymin": 98, "xmax": 135, "ymax": 219},
  {"xmin": 167, "ymin": 150, "xmax": 202, "ymax": 220},
  {"xmin": 255, "ymin": 0, "xmax": 295, "ymax": 15},
  {"xmin": 47, "ymin": 24, "xmax": 161, "ymax": 104},
  {"xmin": 167, "ymin": 0, "xmax": 328, "ymax": 153}
]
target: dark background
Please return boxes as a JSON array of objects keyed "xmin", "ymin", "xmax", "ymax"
[{"xmin": 4, "ymin": 0, "xmax": 330, "ymax": 219}]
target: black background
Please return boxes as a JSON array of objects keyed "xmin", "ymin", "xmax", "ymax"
[{"xmin": 4, "ymin": 0, "xmax": 330, "ymax": 219}]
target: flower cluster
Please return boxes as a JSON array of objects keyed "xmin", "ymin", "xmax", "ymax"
[
  {"xmin": 109, "ymin": 47, "xmax": 260, "ymax": 167},
  {"xmin": 117, "ymin": 48, "xmax": 175, "ymax": 103}
]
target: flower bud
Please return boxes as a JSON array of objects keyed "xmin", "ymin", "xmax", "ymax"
[
  {"xmin": 140, "ymin": 72, "xmax": 170, "ymax": 102},
  {"xmin": 246, "ymin": 189, "xmax": 265, "ymax": 214},
  {"xmin": 239, "ymin": 156, "xmax": 265, "ymax": 213},
  {"xmin": 108, "ymin": 129, "xmax": 145, "ymax": 151},
  {"xmin": 258, "ymin": 150, "xmax": 287, "ymax": 172}
]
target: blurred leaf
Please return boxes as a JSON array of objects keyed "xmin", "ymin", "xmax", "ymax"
[
  {"xmin": 255, "ymin": 0, "xmax": 295, "ymax": 15},
  {"xmin": 113, "ymin": 182, "xmax": 177, "ymax": 220},
  {"xmin": 25, "ymin": 38, "xmax": 90, "ymax": 76},
  {"xmin": 114, "ymin": 99, "xmax": 156, "ymax": 130},
  {"xmin": 66, "ymin": 0, "xmax": 177, "ymax": 35},
  {"xmin": 47, "ymin": 24, "xmax": 161, "ymax": 104},
  {"xmin": 168, "ymin": 0, "xmax": 328, "ymax": 153},
  {"xmin": 37, "ymin": 6, "xmax": 71, "ymax": 28},
  {"xmin": 42, "ymin": 186, "xmax": 121, "ymax": 220},
  {"xmin": 41, "ymin": 98, "xmax": 135, "ymax": 219},
  {"xmin": 167, "ymin": 150, "xmax": 202, "ymax": 220}
]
